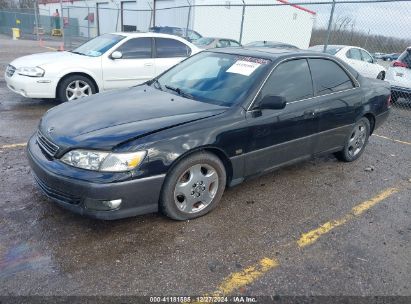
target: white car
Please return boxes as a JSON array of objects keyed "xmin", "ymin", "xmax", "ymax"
[
  {"xmin": 5, "ymin": 32, "xmax": 201, "ymax": 102},
  {"xmin": 309, "ymin": 45, "xmax": 386, "ymax": 80},
  {"xmin": 385, "ymin": 47, "xmax": 411, "ymax": 103}
]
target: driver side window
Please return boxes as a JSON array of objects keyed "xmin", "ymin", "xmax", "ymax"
[{"xmin": 260, "ymin": 59, "xmax": 313, "ymax": 103}]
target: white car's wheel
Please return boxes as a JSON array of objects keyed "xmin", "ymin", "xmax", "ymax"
[{"xmin": 57, "ymin": 75, "xmax": 97, "ymax": 102}]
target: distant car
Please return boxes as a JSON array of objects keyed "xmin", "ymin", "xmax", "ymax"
[
  {"xmin": 385, "ymin": 47, "xmax": 411, "ymax": 103},
  {"xmin": 245, "ymin": 41, "xmax": 299, "ymax": 49},
  {"xmin": 194, "ymin": 37, "xmax": 241, "ymax": 49},
  {"xmin": 382, "ymin": 53, "xmax": 400, "ymax": 61},
  {"xmin": 149, "ymin": 26, "xmax": 202, "ymax": 42},
  {"xmin": 309, "ymin": 45, "xmax": 386, "ymax": 80},
  {"xmin": 372, "ymin": 52, "xmax": 384, "ymax": 59},
  {"xmin": 5, "ymin": 32, "xmax": 200, "ymax": 102},
  {"xmin": 28, "ymin": 48, "xmax": 391, "ymax": 220}
]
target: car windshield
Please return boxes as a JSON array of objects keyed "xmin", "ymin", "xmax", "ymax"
[
  {"xmin": 195, "ymin": 38, "xmax": 214, "ymax": 46},
  {"xmin": 152, "ymin": 52, "xmax": 271, "ymax": 107},
  {"xmin": 72, "ymin": 34, "xmax": 124, "ymax": 57},
  {"xmin": 308, "ymin": 45, "xmax": 342, "ymax": 55}
]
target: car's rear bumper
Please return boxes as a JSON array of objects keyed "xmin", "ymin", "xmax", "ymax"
[
  {"xmin": 374, "ymin": 110, "xmax": 390, "ymax": 131},
  {"xmin": 27, "ymin": 135, "xmax": 164, "ymax": 220},
  {"xmin": 5, "ymin": 73, "xmax": 56, "ymax": 99}
]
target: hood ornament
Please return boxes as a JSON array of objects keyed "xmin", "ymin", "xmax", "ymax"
[{"xmin": 47, "ymin": 127, "xmax": 55, "ymax": 134}]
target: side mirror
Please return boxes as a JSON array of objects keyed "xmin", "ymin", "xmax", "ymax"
[
  {"xmin": 111, "ymin": 51, "xmax": 123, "ymax": 60},
  {"xmin": 259, "ymin": 95, "xmax": 287, "ymax": 110}
]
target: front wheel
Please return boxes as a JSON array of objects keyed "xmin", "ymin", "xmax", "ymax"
[
  {"xmin": 57, "ymin": 75, "xmax": 96, "ymax": 102},
  {"xmin": 335, "ymin": 118, "xmax": 370, "ymax": 162},
  {"xmin": 160, "ymin": 152, "xmax": 226, "ymax": 220}
]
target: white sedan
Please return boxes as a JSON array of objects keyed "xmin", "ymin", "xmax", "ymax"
[
  {"xmin": 5, "ymin": 32, "xmax": 201, "ymax": 102},
  {"xmin": 309, "ymin": 45, "xmax": 386, "ymax": 80}
]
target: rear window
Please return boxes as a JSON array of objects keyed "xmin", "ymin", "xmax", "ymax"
[
  {"xmin": 398, "ymin": 49, "xmax": 411, "ymax": 66},
  {"xmin": 308, "ymin": 58, "xmax": 354, "ymax": 96},
  {"xmin": 309, "ymin": 45, "xmax": 342, "ymax": 55},
  {"xmin": 195, "ymin": 38, "xmax": 214, "ymax": 46}
]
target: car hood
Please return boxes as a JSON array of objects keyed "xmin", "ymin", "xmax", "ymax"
[
  {"xmin": 10, "ymin": 51, "xmax": 88, "ymax": 68},
  {"xmin": 40, "ymin": 85, "xmax": 228, "ymax": 151}
]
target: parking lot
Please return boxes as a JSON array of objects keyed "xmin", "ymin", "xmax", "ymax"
[{"xmin": 0, "ymin": 36, "xmax": 410, "ymax": 298}]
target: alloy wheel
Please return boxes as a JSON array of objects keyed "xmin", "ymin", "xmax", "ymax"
[
  {"xmin": 66, "ymin": 80, "xmax": 92, "ymax": 101},
  {"xmin": 348, "ymin": 121, "xmax": 367, "ymax": 157},
  {"xmin": 173, "ymin": 163, "xmax": 219, "ymax": 214}
]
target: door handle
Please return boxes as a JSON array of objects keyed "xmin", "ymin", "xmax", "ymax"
[{"xmin": 144, "ymin": 62, "xmax": 153, "ymax": 67}]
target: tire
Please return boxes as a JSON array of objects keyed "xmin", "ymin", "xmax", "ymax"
[
  {"xmin": 377, "ymin": 71, "xmax": 385, "ymax": 80},
  {"xmin": 57, "ymin": 74, "xmax": 96, "ymax": 102},
  {"xmin": 160, "ymin": 151, "xmax": 226, "ymax": 220},
  {"xmin": 335, "ymin": 117, "xmax": 370, "ymax": 162}
]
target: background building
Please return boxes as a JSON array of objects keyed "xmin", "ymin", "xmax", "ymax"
[{"xmin": 37, "ymin": 0, "xmax": 316, "ymax": 48}]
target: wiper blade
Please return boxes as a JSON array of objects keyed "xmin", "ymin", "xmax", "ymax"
[
  {"xmin": 69, "ymin": 51, "xmax": 85, "ymax": 56},
  {"xmin": 165, "ymin": 85, "xmax": 194, "ymax": 99},
  {"xmin": 151, "ymin": 79, "xmax": 163, "ymax": 91}
]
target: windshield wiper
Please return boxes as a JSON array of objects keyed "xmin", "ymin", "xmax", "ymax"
[
  {"xmin": 165, "ymin": 85, "xmax": 194, "ymax": 99},
  {"xmin": 151, "ymin": 79, "xmax": 163, "ymax": 91},
  {"xmin": 69, "ymin": 50, "xmax": 85, "ymax": 56}
]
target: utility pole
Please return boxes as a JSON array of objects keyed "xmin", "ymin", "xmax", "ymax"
[
  {"xmin": 34, "ymin": 0, "xmax": 39, "ymax": 41},
  {"xmin": 323, "ymin": 0, "xmax": 336, "ymax": 52}
]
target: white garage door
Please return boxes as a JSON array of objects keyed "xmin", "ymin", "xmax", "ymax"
[
  {"xmin": 98, "ymin": 3, "xmax": 120, "ymax": 35},
  {"xmin": 122, "ymin": 1, "xmax": 152, "ymax": 32}
]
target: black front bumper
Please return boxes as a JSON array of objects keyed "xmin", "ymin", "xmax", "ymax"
[{"xmin": 27, "ymin": 135, "xmax": 165, "ymax": 220}]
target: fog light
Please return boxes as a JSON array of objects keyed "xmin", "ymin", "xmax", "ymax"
[{"xmin": 85, "ymin": 198, "xmax": 122, "ymax": 211}]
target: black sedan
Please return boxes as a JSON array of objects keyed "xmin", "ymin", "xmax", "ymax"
[{"xmin": 28, "ymin": 48, "xmax": 391, "ymax": 220}]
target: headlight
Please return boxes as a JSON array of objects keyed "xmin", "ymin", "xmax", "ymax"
[
  {"xmin": 60, "ymin": 150, "xmax": 146, "ymax": 172},
  {"xmin": 17, "ymin": 67, "xmax": 45, "ymax": 77}
]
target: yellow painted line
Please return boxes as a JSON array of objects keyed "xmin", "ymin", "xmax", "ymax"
[
  {"xmin": 374, "ymin": 134, "xmax": 411, "ymax": 146},
  {"xmin": 297, "ymin": 215, "xmax": 351, "ymax": 248},
  {"xmin": 0, "ymin": 143, "xmax": 26, "ymax": 149},
  {"xmin": 298, "ymin": 187, "xmax": 399, "ymax": 247},
  {"xmin": 351, "ymin": 187, "xmax": 399, "ymax": 216},
  {"xmin": 42, "ymin": 46, "xmax": 58, "ymax": 51},
  {"xmin": 208, "ymin": 187, "xmax": 399, "ymax": 296},
  {"xmin": 213, "ymin": 257, "xmax": 279, "ymax": 296}
]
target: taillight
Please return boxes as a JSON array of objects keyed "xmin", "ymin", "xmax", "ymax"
[
  {"xmin": 387, "ymin": 94, "xmax": 392, "ymax": 107},
  {"xmin": 392, "ymin": 60, "xmax": 408, "ymax": 68}
]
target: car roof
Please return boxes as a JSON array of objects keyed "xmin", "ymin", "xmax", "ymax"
[
  {"xmin": 209, "ymin": 47, "xmax": 322, "ymax": 59},
  {"xmin": 207, "ymin": 47, "xmax": 360, "ymax": 80},
  {"xmin": 109, "ymin": 32, "xmax": 186, "ymax": 39}
]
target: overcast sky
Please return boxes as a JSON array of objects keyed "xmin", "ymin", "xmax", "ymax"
[{"xmin": 299, "ymin": 0, "xmax": 410, "ymax": 39}]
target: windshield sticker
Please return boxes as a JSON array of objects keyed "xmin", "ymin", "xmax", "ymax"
[
  {"xmin": 227, "ymin": 60, "xmax": 262, "ymax": 76},
  {"xmin": 234, "ymin": 56, "xmax": 271, "ymax": 65}
]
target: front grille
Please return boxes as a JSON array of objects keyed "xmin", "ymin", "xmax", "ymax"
[
  {"xmin": 33, "ymin": 174, "xmax": 81, "ymax": 205},
  {"xmin": 6, "ymin": 64, "xmax": 16, "ymax": 77},
  {"xmin": 36, "ymin": 130, "xmax": 59, "ymax": 157}
]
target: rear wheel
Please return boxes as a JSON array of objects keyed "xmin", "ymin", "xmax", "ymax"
[
  {"xmin": 335, "ymin": 117, "xmax": 370, "ymax": 162},
  {"xmin": 160, "ymin": 152, "xmax": 226, "ymax": 220},
  {"xmin": 57, "ymin": 75, "xmax": 96, "ymax": 102}
]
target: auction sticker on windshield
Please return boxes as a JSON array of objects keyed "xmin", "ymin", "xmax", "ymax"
[{"xmin": 227, "ymin": 60, "xmax": 262, "ymax": 76}]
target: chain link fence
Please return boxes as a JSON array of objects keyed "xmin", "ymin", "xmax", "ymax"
[{"xmin": 0, "ymin": 0, "xmax": 410, "ymax": 109}]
